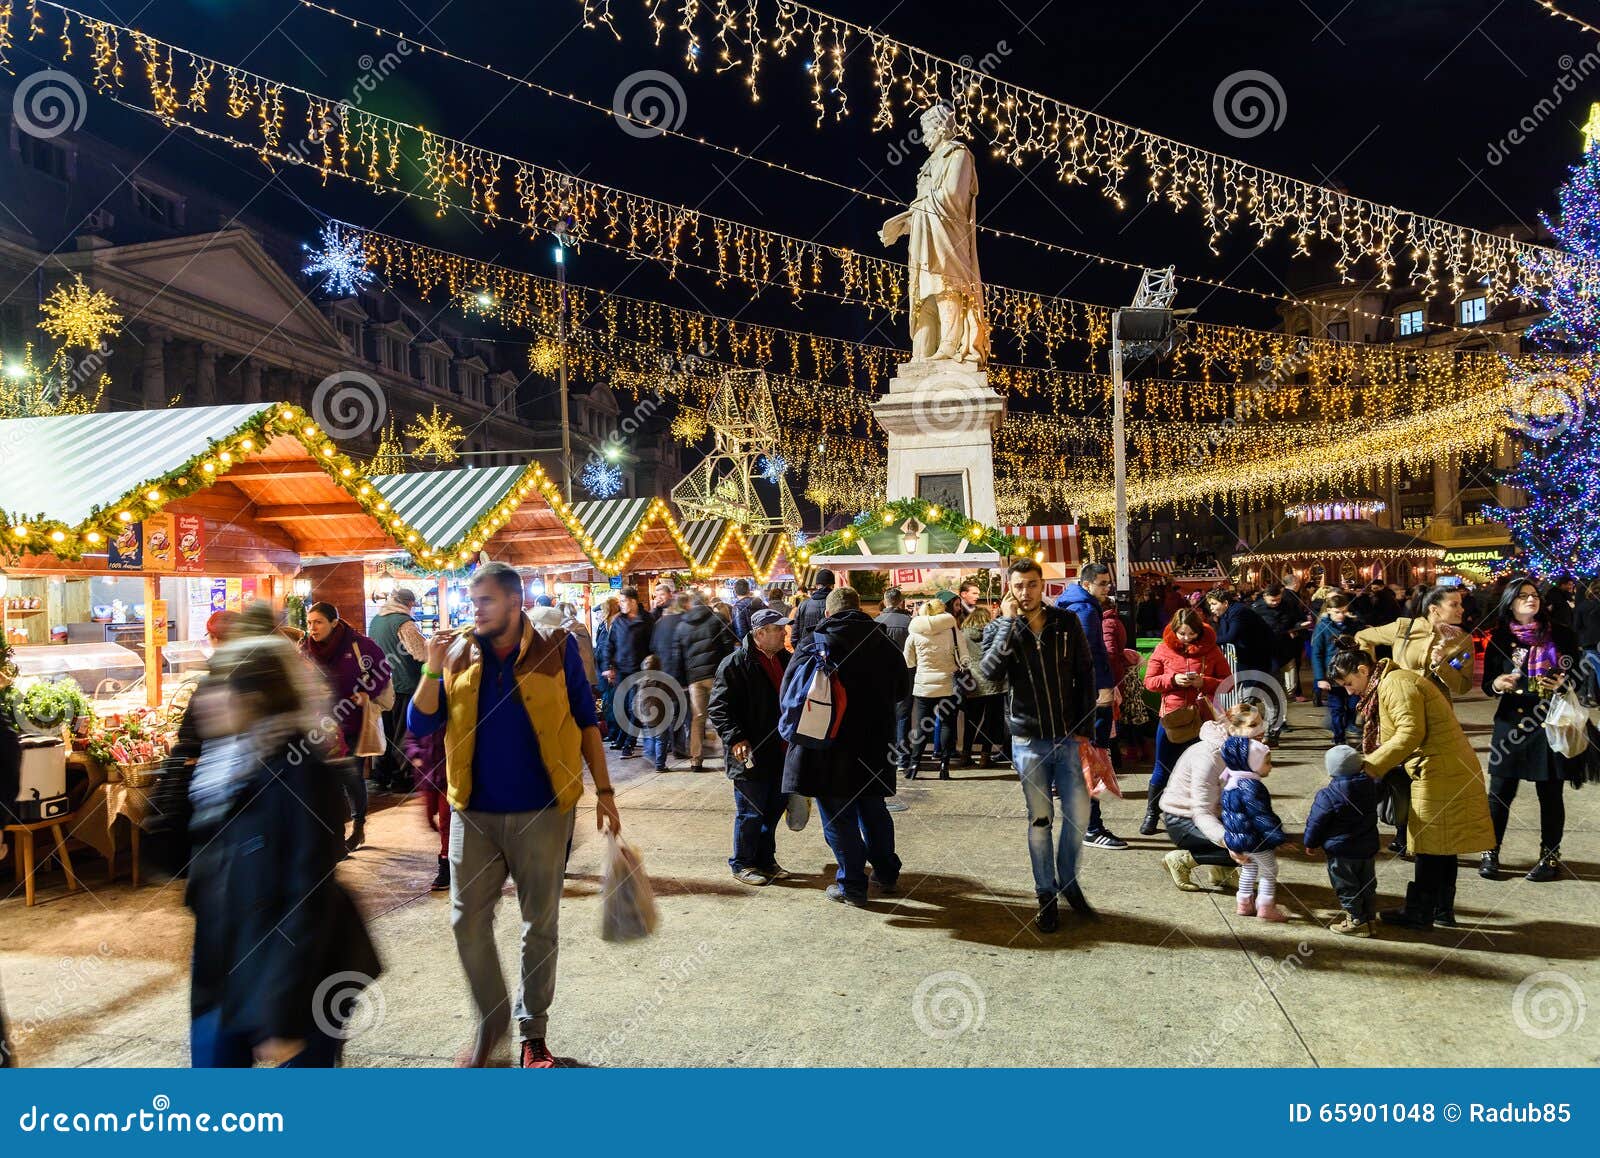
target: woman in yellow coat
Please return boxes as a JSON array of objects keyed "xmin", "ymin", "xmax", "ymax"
[
  {"xmin": 1330, "ymin": 639, "xmax": 1494, "ymax": 930},
  {"xmin": 1353, "ymin": 584, "xmax": 1475, "ymax": 857}
]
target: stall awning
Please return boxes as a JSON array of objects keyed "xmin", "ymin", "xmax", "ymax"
[
  {"xmin": 570, "ymin": 497, "xmax": 656, "ymax": 560},
  {"xmin": 1001, "ymin": 523, "xmax": 1079, "ymax": 565},
  {"xmin": 680, "ymin": 519, "xmax": 731, "ymax": 566},
  {"xmin": 371, "ymin": 464, "xmax": 535, "ymax": 559}
]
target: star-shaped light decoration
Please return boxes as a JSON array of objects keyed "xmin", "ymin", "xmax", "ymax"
[
  {"xmin": 302, "ymin": 223, "xmax": 375, "ymax": 298},
  {"xmin": 757, "ymin": 454, "xmax": 788, "ymax": 483},
  {"xmin": 581, "ymin": 456, "xmax": 625, "ymax": 497},
  {"xmin": 527, "ymin": 337, "xmax": 562, "ymax": 378},
  {"xmin": 37, "ymin": 275, "xmax": 123, "ymax": 350},
  {"xmin": 405, "ymin": 405, "xmax": 465, "ymax": 464}
]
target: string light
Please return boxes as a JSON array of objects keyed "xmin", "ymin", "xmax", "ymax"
[{"xmin": 573, "ymin": 0, "xmax": 1579, "ymax": 303}]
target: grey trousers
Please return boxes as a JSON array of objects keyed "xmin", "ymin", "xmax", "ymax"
[{"xmin": 449, "ymin": 806, "xmax": 570, "ymax": 1043}]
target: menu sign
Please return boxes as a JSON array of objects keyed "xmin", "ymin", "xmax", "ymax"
[
  {"xmin": 107, "ymin": 521, "xmax": 143, "ymax": 570},
  {"xmin": 143, "ymin": 513, "xmax": 176, "ymax": 572},
  {"xmin": 150, "ymin": 599, "xmax": 169, "ymax": 646},
  {"xmin": 175, "ymin": 513, "xmax": 205, "ymax": 573}
]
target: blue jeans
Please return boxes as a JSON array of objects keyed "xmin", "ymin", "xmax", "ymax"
[
  {"xmin": 815, "ymin": 794, "xmax": 900, "ymax": 898},
  {"xmin": 337, "ymin": 757, "xmax": 367, "ymax": 823},
  {"xmin": 730, "ymin": 777, "xmax": 789, "ymax": 872},
  {"xmin": 1325, "ymin": 687, "xmax": 1356, "ymax": 741},
  {"xmin": 892, "ymin": 696, "xmax": 912, "ymax": 766},
  {"xmin": 190, "ymin": 1008, "xmax": 343, "ymax": 1068},
  {"xmin": 1012, "ymin": 737, "xmax": 1089, "ymax": 895},
  {"xmin": 643, "ymin": 733, "xmax": 668, "ymax": 768},
  {"xmin": 1150, "ymin": 721, "xmax": 1198, "ymax": 799}
]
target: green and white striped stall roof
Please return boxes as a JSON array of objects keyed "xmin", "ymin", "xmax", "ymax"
[
  {"xmin": 568, "ymin": 497, "xmax": 656, "ymax": 560},
  {"xmin": 747, "ymin": 532, "xmax": 787, "ymax": 573},
  {"xmin": 0, "ymin": 403, "xmax": 273, "ymax": 525},
  {"xmin": 370, "ymin": 464, "xmax": 532, "ymax": 552},
  {"xmin": 679, "ymin": 519, "xmax": 730, "ymax": 565}
]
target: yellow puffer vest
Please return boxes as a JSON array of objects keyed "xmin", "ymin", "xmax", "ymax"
[{"xmin": 441, "ymin": 618, "xmax": 585, "ymax": 814}]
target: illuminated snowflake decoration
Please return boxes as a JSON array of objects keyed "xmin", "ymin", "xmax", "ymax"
[
  {"xmin": 670, "ymin": 409, "xmax": 708, "ymax": 442},
  {"xmin": 404, "ymin": 405, "xmax": 465, "ymax": 464},
  {"xmin": 528, "ymin": 337, "xmax": 562, "ymax": 377},
  {"xmin": 581, "ymin": 457, "xmax": 625, "ymax": 498},
  {"xmin": 757, "ymin": 454, "xmax": 788, "ymax": 483},
  {"xmin": 302, "ymin": 223, "xmax": 374, "ymax": 298},
  {"xmin": 790, "ymin": 530, "xmax": 808, "ymax": 547},
  {"xmin": 37, "ymin": 275, "xmax": 122, "ymax": 350}
]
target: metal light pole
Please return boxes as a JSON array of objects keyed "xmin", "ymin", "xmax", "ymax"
[
  {"xmin": 1111, "ymin": 309, "xmax": 1130, "ymax": 601},
  {"xmin": 555, "ymin": 241, "xmax": 572, "ymax": 504}
]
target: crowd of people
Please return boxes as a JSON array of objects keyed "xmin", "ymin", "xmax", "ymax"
[{"xmin": 4, "ymin": 556, "xmax": 1595, "ymax": 1071}]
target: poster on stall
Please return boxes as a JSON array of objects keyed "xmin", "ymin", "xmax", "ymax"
[
  {"xmin": 151, "ymin": 599, "xmax": 169, "ymax": 646},
  {"xmin": 225, "ymin": 578, "xmax": 243, "ymax": 613},
  {"xmin": 209, "ymin": 579, "xmax": 227, "ymax": 614},
  {"xmin": 143, "ymin": 513, "xmax": 176, "ymax": 572},
  {"xmin": 107, "ymin": 521, "xmax": 143, "ymax": 570},
  {"xmin": 174, "ymin": 513, "xmax": 205, "ymax": 573},
  {"xmin": 893, "ymin": 568, "xmax": 923, "ymax": 587},
  {"xmin": 188, "ymin": 580, "xmax": 215, "ymax": 638}
]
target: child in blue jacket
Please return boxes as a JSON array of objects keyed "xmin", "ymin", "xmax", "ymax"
[
  {"xmin": 1303, "ymin": 744, "xmax": 1381, "ymax": 937},
  {"xmin": 1310, "ymin": 593, "xmax": 1362, "ymax": 744},
  {"xmin": 1220, "ymin": 733, "xmax": 1289, "ymax": 921}
]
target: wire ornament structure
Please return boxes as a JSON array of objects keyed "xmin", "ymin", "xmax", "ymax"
[{"xmin": 672, "ymin": 370, "xmax": 801, "ymax": 533}]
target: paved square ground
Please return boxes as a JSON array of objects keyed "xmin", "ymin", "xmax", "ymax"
[{"xmin": 2, "ymin": 695, "xmax": 1595, "ymax": 1067}]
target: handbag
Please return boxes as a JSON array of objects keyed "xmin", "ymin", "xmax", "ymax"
[
  {"xmin": 351, "ymin": 644, "xmax": 393, "ymax": 758},
  {"xmin": 1377, "ymin": 768, "xmax": 1411, "ymax": 828},
  {"xmin": 1161, "ymin": 704, "xmax": 1202, "ymax": 744},
  {"xmin": 949, "ymin": 627, "xmax": 978, "ymax": 698}
]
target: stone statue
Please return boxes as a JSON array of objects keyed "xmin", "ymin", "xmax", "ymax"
[{"xmin": 879, "ymin": 105, "xmax": 990, "ymax": 366}]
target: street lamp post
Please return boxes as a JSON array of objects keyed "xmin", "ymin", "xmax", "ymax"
[{"xmin": 555, "ymin": 240, "xmax": 572, "ymax": 504}]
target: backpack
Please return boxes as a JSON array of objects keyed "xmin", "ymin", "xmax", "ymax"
[{"xmin": 779, "ymin": 640, "xmax": 850, "ymax": 749}]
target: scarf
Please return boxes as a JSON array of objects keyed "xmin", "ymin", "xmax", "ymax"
[
  {"xmin": 1508, "ymin": 621, "xmax": 1558, "ymax": 680},
  {"xmin": 302, "ymin": 618, "xmax": 353, "ymax": 667},
  {"xmin": 1356, "ymin": 660, "xmax": 1391, "ymax": 755}
]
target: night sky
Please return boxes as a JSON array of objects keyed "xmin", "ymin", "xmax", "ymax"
[{"xmin": 11, "ymin": 1, "xmax": 1596, "ymax": 392}]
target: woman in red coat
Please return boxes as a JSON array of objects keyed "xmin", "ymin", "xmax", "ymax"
[{"xmin": 1140, "ymin": 608, "xmax": 1232, "ymax": 835}]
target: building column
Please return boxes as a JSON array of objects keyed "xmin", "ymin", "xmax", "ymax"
[
  {"xmin": 140, "ymin": 326, "xmax": 168, "ymax": 408},
  {"xmin": 1494, "ymin": 435, "xmax": 1521, "ymax": 512},
  {"xmin": 195, "ymin": 343, "xmax": 219, "ymax": 405},
  {"xmin": 1432, "ymin": 456, "xmax": 1458, "ymax": 526},
  {"xmin": 241, "ymin": 358, "xmax": 263, "ymax": 403}
]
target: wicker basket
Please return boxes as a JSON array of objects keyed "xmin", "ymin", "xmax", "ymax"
[{"xmin": 118, "ymin": 760, "xmax": 163, "ymax": 789}]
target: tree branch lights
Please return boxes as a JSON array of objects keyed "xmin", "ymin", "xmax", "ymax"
[{"xmin": 575, "ymin": 0, "xmax": 1577, "ymax": 303}]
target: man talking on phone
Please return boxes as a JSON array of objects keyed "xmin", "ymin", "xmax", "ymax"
[{"xmin": 409, "ymin": 562, "xmax": 621, "ymax": 1069}]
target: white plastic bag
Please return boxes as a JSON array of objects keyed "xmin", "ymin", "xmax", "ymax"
[
  {"xmin": 1545, "ymin": 689, "xmax": 1590, "ymax": 758},
  {"xmin": 784, "ymin": 793, "xmax": 811, "ymax": 832},
  {"xmin": 600, "ymin": 830, "xmax": 659, "ymax": 942}
]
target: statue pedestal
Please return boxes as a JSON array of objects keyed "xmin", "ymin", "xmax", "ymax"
[{"xmin": 871, "ymin": 360, "xmax": 1005, "ymax": 525}]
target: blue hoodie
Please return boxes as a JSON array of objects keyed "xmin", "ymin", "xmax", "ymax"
[
  {"xmin": 1056, "ymin": 582, "xmax": 1114, "ymax": 691},
  {"xmin": 1309, "ymin": 611, "xmax": 1363, "ymax": 683}
]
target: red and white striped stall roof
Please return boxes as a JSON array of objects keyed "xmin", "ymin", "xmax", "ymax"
[{"xmin": 1001, "ymin": 523, "xmax": 1079, "ymax": 565}]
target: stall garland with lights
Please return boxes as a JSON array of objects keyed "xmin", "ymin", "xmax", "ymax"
[{"xmin": 795, "ymin": 499, "xmax": 1037, "ymax": 571}]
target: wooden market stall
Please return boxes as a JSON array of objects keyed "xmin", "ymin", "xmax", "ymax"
[{"xmin": 1232, "ymin": 508, "xmax": 1445, "ymax": 591}]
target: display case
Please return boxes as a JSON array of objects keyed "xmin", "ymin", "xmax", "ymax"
[{"xmin": 8, "ymin": 640, "xmax": 202, "ymax": 716}]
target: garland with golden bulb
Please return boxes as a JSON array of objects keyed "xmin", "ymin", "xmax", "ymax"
[{"xmin": 575, "ymin": 0, "xmax": 1579, "ymax": 303}]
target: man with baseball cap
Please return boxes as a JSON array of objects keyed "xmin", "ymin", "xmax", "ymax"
[{"xmin": 708, "ymin": 607, "xmax": 794, "ymax": 884}]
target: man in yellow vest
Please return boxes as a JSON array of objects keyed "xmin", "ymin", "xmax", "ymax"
[{"xmin": 410, "ymin": 562, "xmax": 622, "ymax": 1068}]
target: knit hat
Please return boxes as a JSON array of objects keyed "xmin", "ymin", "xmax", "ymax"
[
  {"xmin": 1221, "ymin": 734, "xmax": 1270, "ymax": 774},
  {"xmin": 1325, "ymin": 744, "xmax": 1365, "ymax": 779}
]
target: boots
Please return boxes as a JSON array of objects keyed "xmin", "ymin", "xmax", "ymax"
[
  {"xmin": 1433, "ymin": 874, "xmax": 1458, "ymax": 927},
  {"xmin": 1139, "ymin": 798, "xmax": 1162, "ymax": 837},
  {"xmin": 1035, "ymin": 891, "xmax": 1060, "ymax": 933},
  {"xmin": 431, "ymin": 855, "xmax": 450, "ymax": 891},
  {"xmin": 345, "ymin": 820, "xmax": 366, "ymax": 854},
  {"xmin": 1062, "ymin": 880, "xmax": 1095, "ymax": 918},
  {"xmin": 1479, "ymin": 849, "xmax": 1500, "ymax": 879},
  {"xmin": 1379, "ymin": 882, "xmax": 1435, "ymax": 929},
  {"xmin": 1525, "ymin": 846, "xmax": 1562, "ymax": 882},
  {"xmin": 1163, "ymin": 849, "xmax": 1201, "ymax": 892},
  {"xmin": 938, "ymin": 759, "xmax": 951, "ymax": 780}
]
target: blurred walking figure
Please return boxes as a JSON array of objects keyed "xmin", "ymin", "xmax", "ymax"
[
  {"xmin": 408, "ymin": 563, "xmax": 622, "ymax": 1069},
  {"xmin": 368, "ymin": 588, "xmax": 427, "ymax": 791},
  {"xmin": 300, "ymin": 601, "xmax": 392, "ymax": 854},
  {"xmin": 186, "ymin": 632, "xmax": 382, "ymax": 1068},
  {"xmin": 676, "ymin": 591, "xmax": 739, "ymax": 772}
]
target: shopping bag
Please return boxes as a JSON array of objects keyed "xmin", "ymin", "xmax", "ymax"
[
  {"xmin": 1078, "ymin": 738, "xmax": 1122, "ymax": 799},
  {"xmin": 784, "ymin": 792, "xmax": 811, "ymax": 832},
  {"xmin": 1545, "ymin": 689, "xmax": 1590, "ymax": 758},
  {"xmin": 600, "ymin": 830, "xmax": 659, "ymax": 942}
]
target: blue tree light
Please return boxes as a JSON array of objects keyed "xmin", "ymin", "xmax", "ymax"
[
  {"xmin": 757, "ymin": 454, "xmax": 788, "ymax": 483},
  {"xmin": 581, "ymin": 456, "xmax": 624, "ymax": 498},
  {"xmin": 302, "ymin": 223, "xmax": 375, "ymax": 298}
]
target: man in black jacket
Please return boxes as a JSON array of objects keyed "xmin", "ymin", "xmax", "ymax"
[
  {"xmin": 981, "ymin": 559, "xmax": 1098, "ymax": 934},
  {"xmin": 781, "ymin": 586, "xmax": 910, "ymax": 905},
  {"xmin": 791, "ymin": 568, "xmax": 835, "ymax": 653},
  {"xmin": 677, "ymin": 592, "xmax": 738, "ymax": 772},
  {"xmin": 1209, "ymin": 587, "xmax": 1286, "ymax": 743},
  {"xmin": 874, "ymin": 586, "xmax": 915, "ymax": 771},
  {"xmin": 709, "ymin": 608, "xmax": 792, "ymax": 884}
]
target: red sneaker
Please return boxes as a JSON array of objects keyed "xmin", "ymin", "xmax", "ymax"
[{"xmin": 520, "ymin": 1038, "xmax": 557, "ymax": 1068}]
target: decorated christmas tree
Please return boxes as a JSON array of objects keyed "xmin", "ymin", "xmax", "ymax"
[{"xmin": 1489, "ymin": 105, "xmax": 1600, "ymax": 574}]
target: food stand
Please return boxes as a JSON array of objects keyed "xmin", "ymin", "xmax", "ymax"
[{"xmin": 1232, "ymin": 502, "xmax": 1446, "ymax": 591}]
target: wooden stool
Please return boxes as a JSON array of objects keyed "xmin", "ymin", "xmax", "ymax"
[{"xmin": 3, "ymin": 816, "xmax": 80, "ymax": 907}]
